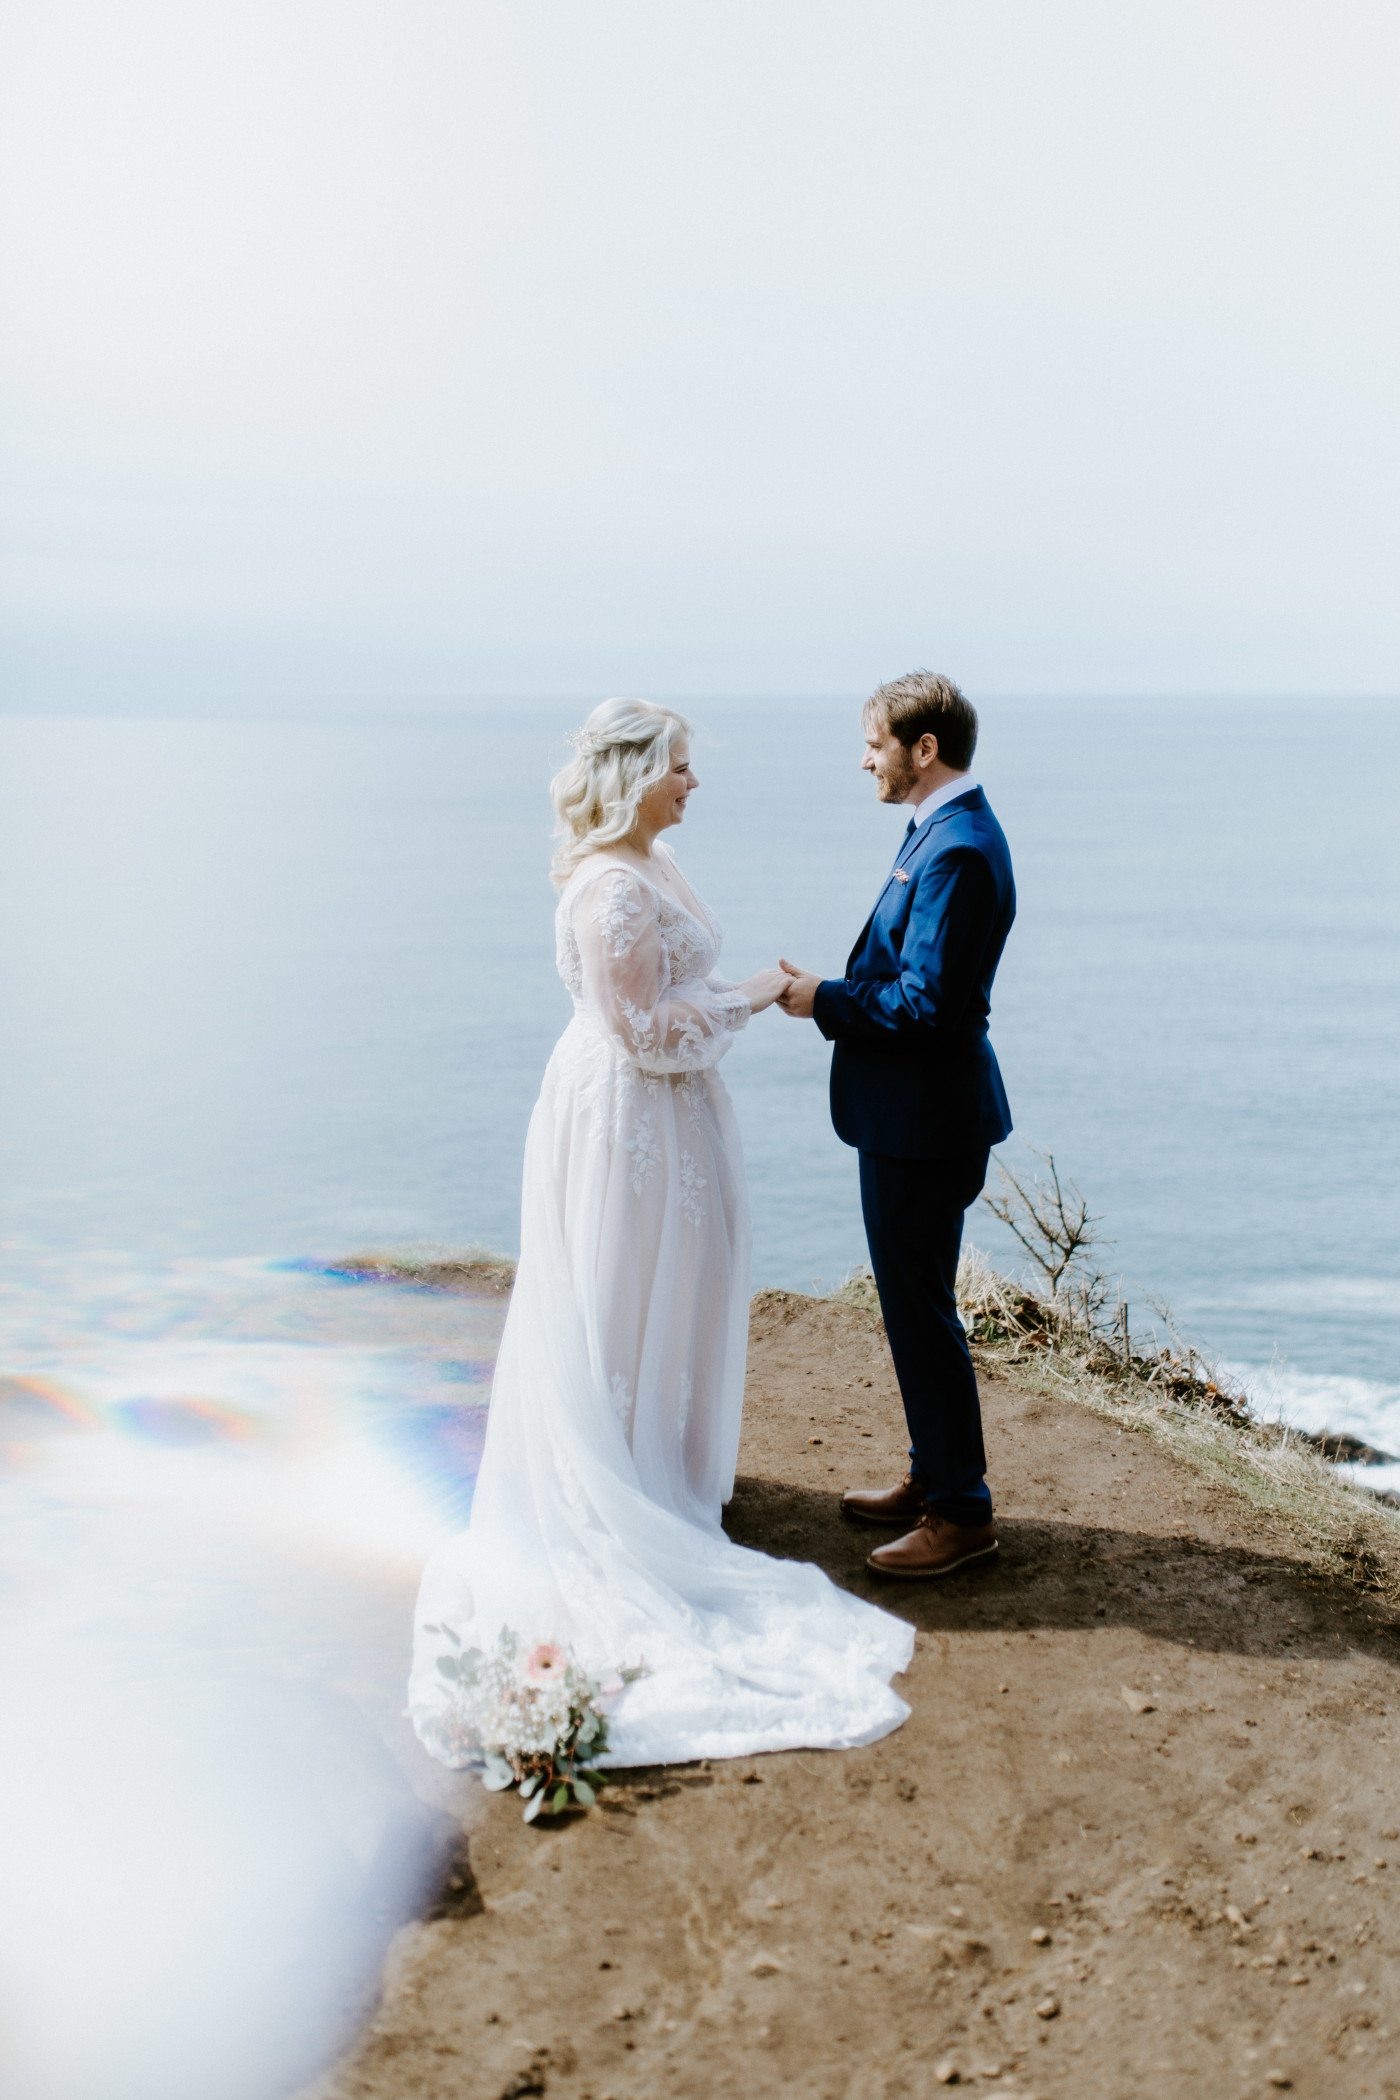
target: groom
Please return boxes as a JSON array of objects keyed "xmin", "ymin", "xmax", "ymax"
[{"xmin": 778, "ymin": 671, "xmax": 1015, "ymax": 1580}]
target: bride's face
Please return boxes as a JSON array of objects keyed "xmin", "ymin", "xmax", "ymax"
[{"xmin": 636, "ymin": 740, "xmax": 697, "ymax": 835}]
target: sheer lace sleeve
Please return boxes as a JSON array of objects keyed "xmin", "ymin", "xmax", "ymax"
[{"xmin": 572, "ymin": 868, "xmax": 750, "ymax": 1073}]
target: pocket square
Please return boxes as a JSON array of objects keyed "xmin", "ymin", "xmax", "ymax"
[{"xmin": 893, "ymin": 869, "xmax": 910, "ymax": 883}]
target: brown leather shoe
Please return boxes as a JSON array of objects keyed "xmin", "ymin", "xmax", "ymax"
[
  {"xmin": 866, "ymin": 1511, "xmax": 999, "ymax": 1581},
  {"xmin": 841, "ymin": 1472, "xmax": 930, "ymax": 1527}
]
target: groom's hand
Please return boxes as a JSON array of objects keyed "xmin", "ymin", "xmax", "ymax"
[{"xmin": 776, "ymin": 959, "xmax": 822, "ymax": 1019}]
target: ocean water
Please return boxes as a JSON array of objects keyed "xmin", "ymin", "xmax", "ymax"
[
  {"xmin": 2, "ymin": 698, "xmax": 1397, "ymax": 1428},
  {"xmin": 0, "ymin": 697, "xmax": 1397, "ymax": 2094}
]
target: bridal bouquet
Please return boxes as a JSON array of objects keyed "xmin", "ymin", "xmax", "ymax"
[{"xmin": 422, "ymin": 1623, "xmax": 644, "ymax": 1821}]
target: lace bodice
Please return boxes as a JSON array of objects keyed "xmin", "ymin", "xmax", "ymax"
[{"xmin": 555, "ymin": 853, "xmax": 750, "ymax": 1074}]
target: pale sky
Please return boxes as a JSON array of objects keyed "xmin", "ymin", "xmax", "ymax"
[{"xmin": 2, "ymin": 1, "xmax": 1397, "ymax": 704}]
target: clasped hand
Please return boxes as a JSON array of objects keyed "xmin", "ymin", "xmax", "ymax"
[
  {"xmin": 739, "ymin": 959, "xmax": 822, "ymax": 1017},
  {"xmin": 739, "ymin": 966, "xmax": 793, "ymax": 1014},
  {"xmin": 776, "ymin": 959, "xmax": 821, "ymax": 1018}
]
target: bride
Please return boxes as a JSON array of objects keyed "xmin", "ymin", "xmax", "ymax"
[{"xmin": 409, "ymin": 700, "xmax": 913, "ymax": 1767}]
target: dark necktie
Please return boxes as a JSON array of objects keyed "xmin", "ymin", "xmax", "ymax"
[{"xmin": 890, "ymin": 814, "xmax": 918, "ymax": 877}]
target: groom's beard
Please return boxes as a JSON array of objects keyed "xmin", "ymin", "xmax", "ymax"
[{"xmin": 882, "ymin": 745, "xmax": 920, "ymax": 802}]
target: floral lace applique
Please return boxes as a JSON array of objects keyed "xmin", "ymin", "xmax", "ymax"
[
  {"xmin": 592, "ymin": 871, "xmax": 645, "ymax": 958},
  {"xmin": 617, "ymin": 997, "xmax": 660, "ymax": 1058},
  {"xmin": 626, "ymin": 1115, "xmax": 662, "ymax": 1194},
  {"xmin": 611, "ymin": 1062, "xmax": 657, "ymax": 1147},
  {"xmin": 555, "ymin": 1452, "xmax": 594, "ymax": 1524},
  {"xmin": 555, "ymin": 917, "xmax": 584, "ymax": 997},
  {"xmin": 609, "ymin": 1372, "xmax": 634, "ymax": 1431},
  {"xmin": 678, "ymin": 1151, "xmax": 707, "ymax": 1227},
  {"xmin": 706, "ymin": 982, "xmax": 750, "ymax": 1026},
  {"xmin": 673, "ymin": 1069, "xmax": 702, "ymax": 1115},
  {"xmin": 670, "ymin": 1014, "xmax": 709, "ymax": 1066},
  {"xmin": 656, "ymin": 896, "xmax": 709, "ymax": 983}
]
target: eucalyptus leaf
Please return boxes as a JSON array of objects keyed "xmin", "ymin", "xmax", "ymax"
[
  {"xmin": 572, "ymin": 1778, "xmax": 596, "ymax": 1808},
  {"xmin": 481, "ymin": 1756, "xmax": 515, "ymax": 1791},
  {"xmin": 520, "ymin": 1774, "xmax": 541, "ymax": 1799},
  {"xmin": 551, "ymin": 1784, "xmax": 569, "ymax": 1815},
  {"xmin": 522, "ymin": 1790, "xmax": 545, "ymax": 1823}
]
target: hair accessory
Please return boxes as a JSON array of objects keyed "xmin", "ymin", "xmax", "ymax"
[
  {"xmin": 566, "ymin": 730, "xmax": 613, "ymax": 758},
  {"xmin": 568, "ymin": 727, "xmax": 653, "ymax": 758}
]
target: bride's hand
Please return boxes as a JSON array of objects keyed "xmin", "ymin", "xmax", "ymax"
[{"xmin": 739, "ymin": 967, "xmax": 793, "ymax": 1015}]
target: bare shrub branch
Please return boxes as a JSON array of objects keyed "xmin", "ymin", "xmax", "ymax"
[{"xmin": 981, "ymin": 1147, "xmax": 1107, "ymax": 1299}]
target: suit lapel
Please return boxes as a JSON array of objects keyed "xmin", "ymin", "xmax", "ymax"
[
  {"xmin": 846, "ymin": 789, "xmax": 986, "ymax": 970},
  {"xmin": 871, "ymin": 790, "xmax": 975, "ymax": 902},
  {"xmin": 846, "ymin": 825, "xmax": 930, "ymax": 967}
]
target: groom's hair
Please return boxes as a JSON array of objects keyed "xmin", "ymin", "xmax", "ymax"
[{"xmin": 864, "ymin": 671, "xmax": 978, "ymax": 770}]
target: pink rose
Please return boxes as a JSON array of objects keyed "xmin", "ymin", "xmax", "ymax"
[{"xmin": 524, "ymin": 1641, "xmax": 568, "ymax": 1684}]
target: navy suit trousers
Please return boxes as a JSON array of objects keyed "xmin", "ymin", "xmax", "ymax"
[{"xmin": 858, "ymin": 1148, "xmax": 993, "ymax": 1528}]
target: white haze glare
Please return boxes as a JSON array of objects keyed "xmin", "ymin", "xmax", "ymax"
[
  {"xmin": 1, "ymin": 0, "xmax": 1398, "ymax": 702},
  {"xmin": 0, "ymin": 1259, "xmax": 485, "ymax": 2100}
]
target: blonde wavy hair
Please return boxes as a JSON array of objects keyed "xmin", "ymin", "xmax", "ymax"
[{"xmin": 550, "ymin": 698, "xmax": 693, "ymax": 886}]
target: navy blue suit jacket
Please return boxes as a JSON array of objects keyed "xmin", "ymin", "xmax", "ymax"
[{"xmin": 812, "ymin": 786, "xmax": 1016, "ymax": 1160}]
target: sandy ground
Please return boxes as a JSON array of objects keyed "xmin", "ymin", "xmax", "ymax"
[{"xmin": 307, "ymin": 1291, "xmax": 1400, "ymax": 2100}]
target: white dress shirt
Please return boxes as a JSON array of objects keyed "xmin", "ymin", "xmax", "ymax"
[{"xmin": 908, "ymin": 773, "xmax": 979, "ymax": 830}]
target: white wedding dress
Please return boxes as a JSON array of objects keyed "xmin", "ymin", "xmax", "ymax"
[{"xmin": 409, "ymin": 845, "xmax": 913, "ymax": 1767}]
